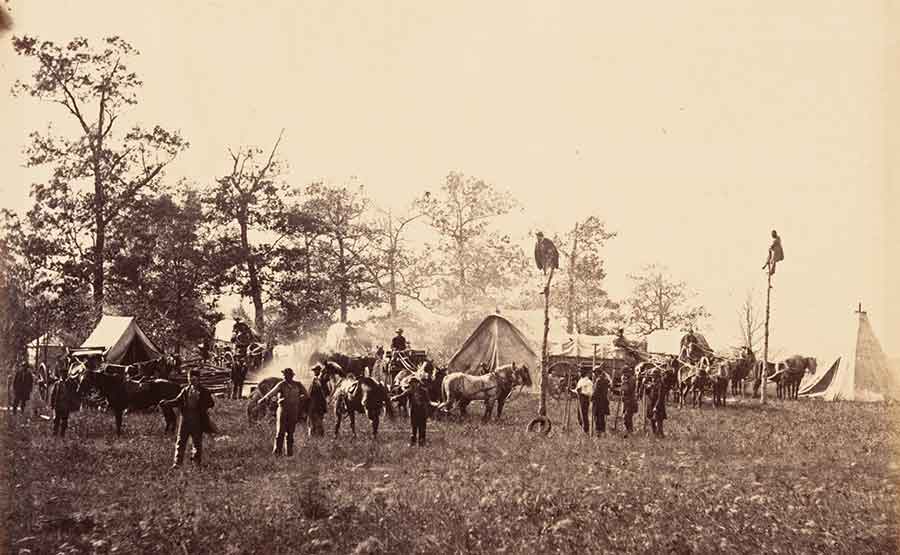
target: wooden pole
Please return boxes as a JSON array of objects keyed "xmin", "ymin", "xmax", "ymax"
[
  {"xmin": 539, "ymin": 267, "xmax": 555, "ymax": 417},
  {"xmin": 761, "ymin": 270, "xmax": 772, "ymax": 404}
]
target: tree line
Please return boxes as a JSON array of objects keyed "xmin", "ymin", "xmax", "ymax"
[{"xmin": 1, "ymin": 35, "xmax": 712, "ymax": 366}]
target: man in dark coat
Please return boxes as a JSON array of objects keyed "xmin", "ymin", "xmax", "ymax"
[
  {"xmin": 48, "ymin": 369, "xmax": 74, "ymax": 437},
  {"xmin": 534, "ymin": 231, "xmax": 560, "ymax": 275},
  {"xmin": 591, "ymin": 366, "xmax": 611, "ymax": 436},
  {"xmin": 643, "ymin": 367, "xmax": 668, "ymax": 438},
  {"xmin": 762, "ymin": 229, "xmax": 784, "ymax": 275},
  {"xmin": 392, "ymin": 375, "xmax": 432, "ymax": 446},
  {"xmin": 160, "ymin": 369, "xmax": 215, "ymax": 468},
  {"xmin": 11, "ymin": 362, "xmax": 34, "ymax": 414},
  {"xmin": 391, "ymin": 329, "xmax": 408, "ymax": 352},
  {"xmin": 307, "ymin": 364, "xmax": 328, "ymax": 438},
  {"xmin": 621, "ymin": 367, "xmax": 637, "ymax": 438},
  {"xmin": 230, "ymin": 358, "xmax": 247, "ymax": 400}
]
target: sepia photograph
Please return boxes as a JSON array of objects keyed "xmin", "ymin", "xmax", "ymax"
[{"xmin": 1, "ymin": 1, "xmax": 898, "ymax": 553}]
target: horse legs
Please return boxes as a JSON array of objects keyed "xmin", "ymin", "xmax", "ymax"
[
  {"xmin": 161, "ymin": 405, "xmax": 177, "ymax": 433},
  {"xmin": 482, "ymin": 400, "xmax": 494, "ymax": 422},
  {"xmin": 496, "ymin": 397, "xmax": 506, "ymax": 420},
  {"xmin": 459, "ymin": 400, "xmax": 470, "ymax": 418},
  {"xmin": 115, "ymin": 409, "xmax": 124, "ymax": 436},
  {"xmin": 370, "ymin": 414, "xmax": 379, "ymax": 440},
  {"xmin": 333, "ymin": 410, "xmax": 342, "ymax": 438},
  {"xmin": 349, "ymin": 411, "xmax": 357, "ymax": 438}
]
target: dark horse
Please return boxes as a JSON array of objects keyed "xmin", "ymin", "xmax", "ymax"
[
  {"xmin": 78, "ymin": 370, "xmax": 181, "ymax": 435},
  {"xmin": 321, "ymin": 363, "xmax": 394, "ymax": 439},
  {"xmin": 310, "ymin": 351, "xmax": 377, "ymax": 379}
]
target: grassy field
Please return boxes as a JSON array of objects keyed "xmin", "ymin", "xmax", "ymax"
[{"xmin": 2, "ymin": 391, "xmax": 898, "ymax": 554}]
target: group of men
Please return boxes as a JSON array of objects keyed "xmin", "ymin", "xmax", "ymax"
[
  {"xmin": 571, "ymin": 361, "xmax": 669, "ymax": 439},
  {"xmin": 7, "ymin": 361, "xmax": 78, "ymax": 438}
]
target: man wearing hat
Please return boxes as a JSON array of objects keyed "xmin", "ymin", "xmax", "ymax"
[
  {"xmin": 391, "ymin": 328, "xmax": 408, "ymax": 353},
  {"xmin": 257, "ymin": 368, "xmax": 307, "ymax": 456},
  {"xmin": 571, "ymin": 367, "xmax": 593, "ymax": 434},
  {"xmin": 160, "ymin": 368, "xmax": 216, "ymax": 468},
  {"xmin": 306, "ymin": 364, "xmax": 328, "ymax": 437},
  {"xmin": 591, "ymin": 365, "xmax": 611, "ymax": 436},
  {"xmin": 644, "ymin": 367, "xmax": 668, "ymax": 438},
  {"xmin": 11, "ymin": 361, "xmax": 34, "ymax": 414},
  {"xmin": 620, "ymin": 367, "xmax": 638, "ymax": 438}
]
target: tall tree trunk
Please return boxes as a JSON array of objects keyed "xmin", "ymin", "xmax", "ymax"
[
  {"xmin": 339, "ymin": 240, "xmax": 348, "ymax": 322},
  {"xmin": 240, "ymin": 218, "xmax": 265, "ymax": 334},
  {"xmin": 566, "ymin": 223, "xmax": 579, "ymax": 334},
  {"xmin": 93, "ymin": 167, "xmax": 105, "ymax": 312}
]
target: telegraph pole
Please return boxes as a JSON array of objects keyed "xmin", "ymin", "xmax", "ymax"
[{"xmin": 761, "ymin": 270, "xmax": 772, "ymax": 404}]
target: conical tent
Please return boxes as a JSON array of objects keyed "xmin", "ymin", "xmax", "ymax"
[
  {"xmin": 80, "ymin": 315, "xmax": 164, "ymax": 366},
  {"xmin": 448, "ymin": 314, "xmax": 539, "ymax": 389},
  {"xmin": 801, "ymin": 309, "xmax": 899, "ymax": 402}
]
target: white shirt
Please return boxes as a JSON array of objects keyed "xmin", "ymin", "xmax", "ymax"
[{"xmin": 573, "ymin": 376, "xmax": 593, "ymax": 396}]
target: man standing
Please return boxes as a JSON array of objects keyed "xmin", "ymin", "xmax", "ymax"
[
  {"xmin": 256, "ymin": 368, "xmax": 306, "ymax": 456},
  {"xmin": 644, "ymin": 368, "xmax": 668, "ymax": 438},
  {"xmin": 591, "ymin": 366, "xmax": 611, "ymax": 436},
  {"xmin": 160, "ymin": 369, "xmax": 215, "ymax": 469},
  {"xmin": 230, "ymin": 358, "xmax": 247, "ymax": 400},
  {"xmin": 571, "ymin": 368, "xmax": 593, "ymax": 434},
  {"xmin": 48, "ymin": 369, "xmax": 73, "ymax": 437},
  {"xmin": 307, "ymin": 365, "xmax": 328, "ymax": 438},
  {"xmin": 762, "ymin": 229, "xmax": 784, "ymax": 275},
  {"xmin": 392, "ymin": 375, "xmax": 431, "ymax": 446},
  {"xmin": 11, "ymin": 362, "xmax": 34, "ymax": 414},
  {"xmin": 621, "ymin": 367, "xmax": 637, "ymax": 438}
]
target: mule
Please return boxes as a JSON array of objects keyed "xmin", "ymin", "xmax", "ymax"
[
  {"xmin": 77, "ymin": 370, "xmax": 181, "ymax": 435},
  {"xmin": 438, "ymin": 363, "xmax": 531, "ymax": 421}
]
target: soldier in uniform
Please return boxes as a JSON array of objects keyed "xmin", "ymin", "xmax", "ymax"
[
  {"xmin": 307, "ymin": 364, "xmax": 328, "ymax": 437},
  {"xmin": 11, "ymin": 362, "xmax": 34, "ymax": 414},
  {"xmin": 391, "ymin": 328, "xmax": 408, "ymax": 353},
  {"xmin": 160, "ymin": 369, "xmax": 215, "ymax": 469},
  {"xmin": 257, "ymin": 368, "xmax": 307, "ymax": 456},
  {"xmin": 48, "ymin": 368, "xmax": 74, "ymax": 437},
  {"xmin": 591, "ymin": 365, "xmax": 611, "ymax": 436},
  {"xmin": 621, "ymin": 367, "xmax": 637, "ymax": 438},
  {"xmin": 571, "ymin": 367, "xmax": 593, "ymax": 434},
  {"xmin": 392, "ymin": 375, "xmax": 432, "ymax": 446},
  {"xmin": 644, "ymin": 367, "xmax": 668, "ymax": 438},
  {"xmin": 762, "ymin": 229, "xmax": 784, "ymax": 275},
  {"xmin": 230, "ymin": 358, "xmax": 247, "ymax": 400}
]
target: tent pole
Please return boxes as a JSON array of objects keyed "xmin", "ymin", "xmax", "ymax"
[{"xmin": 761, "ymin": 271, "xmax": 772, "ymax": 404}]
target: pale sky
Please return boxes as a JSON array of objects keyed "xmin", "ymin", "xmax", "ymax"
[{"xmin": 1, "ymin": 1, "xmax": 896, "ymax": 359}]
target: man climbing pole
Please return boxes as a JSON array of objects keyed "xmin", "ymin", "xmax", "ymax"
[{"xmin": 762, "ymin": 229, "xmax": 784, "ymax": 276}]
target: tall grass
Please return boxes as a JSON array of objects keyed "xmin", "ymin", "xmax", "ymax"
[{"xmin": 3, "ymin": 395, "xmax": 898, "ymax": 554}]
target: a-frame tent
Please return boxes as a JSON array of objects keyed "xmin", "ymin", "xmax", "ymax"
[
  {"xmin": 800, "ymin": 307, "xmax": 899, "ymax": 402},
  {"xmin": 78, "ymin": 315, "xmax": 164, "ymax": 366},
  {"xmin": 448, "ymin": 314, "xmax": 540, "ymax": 390}
]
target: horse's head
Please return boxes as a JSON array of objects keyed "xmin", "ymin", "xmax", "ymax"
[
  {"xmin": 806, "ymin": 357, "xmax": 818, "ymax": 374},
  {"xmin": 511, "ymin": 363, "xmax": 532, "ymax": 387}
]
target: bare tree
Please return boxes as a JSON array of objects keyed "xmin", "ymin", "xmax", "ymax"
[
  {"xmin": 738, "ymin": 289, "xmax": 764, "ymax": 355},
  {"xmin": 625, "ymin": 264, "xmax": 710, "ymax": 335}
]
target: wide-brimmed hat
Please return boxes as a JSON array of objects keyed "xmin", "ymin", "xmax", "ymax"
[
  {"xmin": 282, "ymin": 368, "xmax": 295, "ymax": 377},
  {"xmin": 396, "ymin": 328, "xmax": 403, "ymax": 334}
]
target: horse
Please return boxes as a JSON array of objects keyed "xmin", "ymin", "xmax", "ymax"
[
  {"xmin": 779, "ymin": 355, "xmax": 817, "ymax": 400},
  {"xmin": 676, "ymin": 356, "xmax": 712, "ymax": 409},
  {"xmin": 390, "ymin": 362, "xmax": 446, "ymax": 416},
  {"xmin": 77, "ymin": 370, "xmax": 182, "ymax": 435},
  {"xmin": 711, "ymin": 359, "xmax": 733, "ymax": 407},
  {"xmin": 438, "ymin": 363, "xmax": 532, "ymax": 421},
  {"xmin": 752, "ymin": 360, "xmax": 783, "ymax": 398},
  {"xmin": 321, "ymin": 362, "xmax": 394, "ymax": 439},
  {"xmin": 730, "ymin": 347, "xmax": 756, "ymax": 397}
]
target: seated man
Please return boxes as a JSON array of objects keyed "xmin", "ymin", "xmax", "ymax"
[{"xmin": 391, "ymin": 328, "xmax": 408, "ymax": 353}]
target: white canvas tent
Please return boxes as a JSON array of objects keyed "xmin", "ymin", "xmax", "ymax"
[
  {"xmin": 78, "ymin": 315, "xmax": 164, "ymax": 366},
  {"xmin": 448, "ymin": 314, "xmax": 540, "ymax": 390},
  {"xmin": 800, "ymin": 308, "xmax": 899, "ymax": 402}
]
